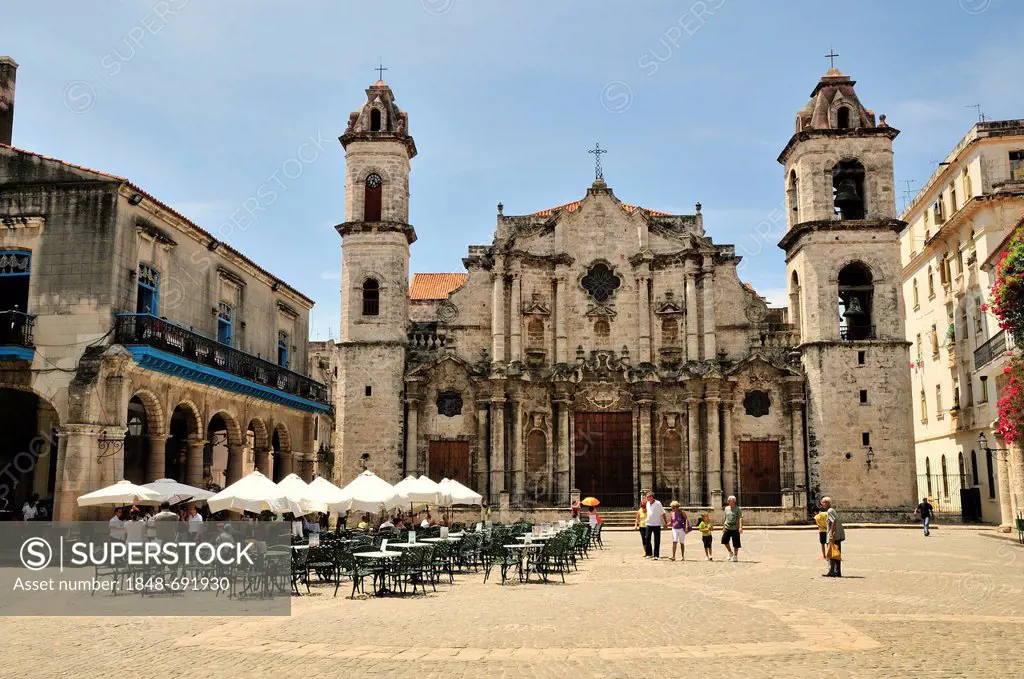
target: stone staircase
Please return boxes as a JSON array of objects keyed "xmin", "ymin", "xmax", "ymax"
[{"xmin": 598, "ymin": 511, "xmax": 638, "ymax": 529}]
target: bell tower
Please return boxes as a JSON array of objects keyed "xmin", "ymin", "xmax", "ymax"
[
  {"xmin": 335, "ymin": 75, "xmax": 417, "ymax": 484},
  {"xmin": 778, "ymin": 65, "xmax": 916, "ymax": 516}
]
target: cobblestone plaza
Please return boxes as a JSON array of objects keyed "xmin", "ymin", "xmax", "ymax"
[{"xmin": 4, "ymin": 528, "xmax": 1022, "ymax": 678}]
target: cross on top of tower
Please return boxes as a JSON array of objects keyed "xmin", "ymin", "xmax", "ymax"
[
  {"xmin": 589, "ymin": 142, "xmax": 607, "ymax": 181},
  {"xmin": 825, "ymin": 48, "xmax": 839, "ymax": 69},
  {"xmin": 375, "ymin": 60, "xmax": 388, "ymax": 81}
]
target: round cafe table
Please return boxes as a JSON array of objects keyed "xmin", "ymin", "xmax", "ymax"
[
  {"xmin": 504, "ymin": 543, "xmax": 543, "ymax": 582},
  {"xmin": 354, "ymin": 551, "xmax": 401, "ymax": 595}
]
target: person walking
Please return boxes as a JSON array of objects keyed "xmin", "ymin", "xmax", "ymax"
[
  {"xmin": 915, "ymin": 497, "xmax": 934, "ymax": 537},
  {"xmin": 822, "ymin": 496, "xmax": 845, "ymax": 577},
  {"xmin": 644, "ymin": 492, "xmax": 668, "ymax": 560},
  {"xmin": 634, "ymin": 499, "xmax": 649, "ymax": 558},
  {"xmin": 814, "ymin": 502, "xmax": 829, "ymax": 559},
  {"xmin": 697, "ymin": 512, "xmax": 714, "ymax": 561},
  {"xmin": 721, "ymin": 495, "xmax": 743, "ymax": 562},
  {"xmin": 668, "ymin": 501, "xmax": 688, "ymax": 561}
]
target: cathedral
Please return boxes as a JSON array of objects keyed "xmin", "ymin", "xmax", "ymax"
[{"xmin": 334, "ymin": 67, "xmax": 918, "ymax": 520}]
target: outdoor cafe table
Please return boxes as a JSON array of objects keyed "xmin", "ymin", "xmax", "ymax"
[
  {"xmin": 503, "ymin": 543, "xmax": 543, "ymax": 582},
  {"xmin": 420, "ymin": 537, "xmax": 461, "ymax": 543},
  {"xmin": 516, "ymin": 535, "xmax": 553, "ymax": 542},
  {"xmin": 354, "ymin": 551, "xmax": 402, "ymax": 595}
]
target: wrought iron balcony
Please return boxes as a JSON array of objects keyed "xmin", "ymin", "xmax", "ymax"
[
  {"xmin": 0, "ymin": 310, "xmax": 35, "ymax": 348},
  {"xmin": 974, "ymin": 330, "xmax": 1007, "ymax": 370},
  {"xmin": 115, "ymin": 313, "xmax": 330, "ymax": 406},
  {"xmin": 839, "ymin": 325, "xmax": 876, "ymax": 341}
]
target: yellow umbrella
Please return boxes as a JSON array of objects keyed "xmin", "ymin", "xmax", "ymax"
[{"xmin": 580, "ymin": 496, "xmax": 600, "ymax": 507}]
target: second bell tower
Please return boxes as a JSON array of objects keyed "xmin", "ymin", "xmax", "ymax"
[
  {"xmin": 335, "ymin": 77, "xmax": 417, "ymax": 483},
  {"xmin": 778, "ymin": 66, "xmax": 916, "ymax": 516}
]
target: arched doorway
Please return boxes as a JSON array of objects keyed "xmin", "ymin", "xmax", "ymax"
[
  {"xmin": 271, "ymin": 422, "xmax": 291, "ymax": 482},
  {"xmin": 123, "ymin": 396, "xmax": 150, "ymax": 485},
  {"xmin": 247, "ymin": 418, "xmax": 271, "ymax": 476},
  {"xmin": 0, "ymin": 388, "xmax": 60, "ymax": 513},
  {"xmin": 207, "ymin": 411, "xmax": 242, "ymax": 489},
  {"xmin": 167, "ymin": 402, "xmax": 202, "ymax": 484}
]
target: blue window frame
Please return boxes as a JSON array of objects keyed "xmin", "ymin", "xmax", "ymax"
[
  {"xmin": 136, "ymin": 264, "xmax": 160, "ymax": 315},
  {"xmin": 0, "ymin": 250, "xmax": 31, "ymax": 314},
  {"xmin": 277, "ymin": 330, "xmax": 289, "ymax": 369},
  {"xmin": 217, "ymin": 301, "xmax": 233, "ymax": 346}
]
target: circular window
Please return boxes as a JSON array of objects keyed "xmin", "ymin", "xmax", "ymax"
[{"xmin": 581, "ymin": 263, "xmax": 621, "ymax": 303}]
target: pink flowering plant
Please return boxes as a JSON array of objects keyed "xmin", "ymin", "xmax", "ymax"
[{"xmin": 990, "ymin": 227, "xmax": 1024, "ymax": 442}]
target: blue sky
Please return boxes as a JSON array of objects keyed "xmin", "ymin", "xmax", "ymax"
[{"xmin": 4, "ymin": 0, "xmax": 1023, "ymax": 339}]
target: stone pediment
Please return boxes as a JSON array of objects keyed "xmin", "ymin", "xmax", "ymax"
[
  {"xmin": 584, "ymin": 303, "xmax": 617, "ymax": 318},
  {"xmin": 654, "ymin": 291, "xmax": 684, "ymax": 316},
  {"xmin": 405, "ymin": 352, "xmax": 483, "ymax": 379},
  {"xmin": 522, "ymin": 293, "xmax": 551, "ymax": 316},
  {"xmin": 725, "ymin": 351, "xmax": 803, "ymax": 380}
]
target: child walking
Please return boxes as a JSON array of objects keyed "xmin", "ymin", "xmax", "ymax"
[
  {"xmin": 697, "ymin": 511, "xmax": 714, "ymax": 561},
  {"xmin": 814, "ymin": 503, "xmax": 829, "ymax": 559},
  {"xmin": 669, "ymin": 501, "xmax": 688, "ymax": 561}
]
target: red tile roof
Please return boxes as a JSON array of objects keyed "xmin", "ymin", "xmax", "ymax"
[
  {"xmin": 0, "ymin": 143, "xmax": 315, "ymax": 307},
  {"xmin": 409, "ymin": 273, "xmax": 468, "ymax": 300},
  {"xmin": 530, "ymin": 200, "xmax": 671, "ymax": 218}
]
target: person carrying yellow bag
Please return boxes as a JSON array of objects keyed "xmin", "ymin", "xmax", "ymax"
[{"xmin": 822, "ymin": 496, "xmax": 845, "ymax": 577}]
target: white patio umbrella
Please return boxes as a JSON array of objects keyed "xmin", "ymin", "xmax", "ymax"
[
  {"xmin": 416, "ymin": 475, "xmax": 450, "ymax": 506},
  {"xmin": 305, "ymin": 476, "xmax": 347, "ymax": 507},
  {"xmin": 141, "ymin": 478, "xmax": 214, "ymax": 505},
  {"xmin": 438, "ymin": 478, "xmax": 483, "ymax": 506},
  {"xmin": 393, "ymin": 475, "xmax": 442, "ymax": 507},
  {"xmin": 331, "ymin": 470, "xmax": 402, "ymax": 514},
  {"xmin": 207, "ymin": 470, "xmax": 305, "ymax": 515},
  {"xmin": 77, "ymin": 480, "xmax": 164, "ymax": 507},
  {"xmin": 275, "ymin": 473, "xmax": 326, "ymax": 514}
]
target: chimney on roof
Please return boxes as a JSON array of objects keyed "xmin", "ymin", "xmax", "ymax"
[{"xmin": 0, "ymin": 56, "xmax": 17, "ymax": 145}]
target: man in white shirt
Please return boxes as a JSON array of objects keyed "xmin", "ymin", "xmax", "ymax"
[
  {"xmin": 22, "ymin": 494, "xmax": 39, "ymax": 521},
  {"xmin": 109, "ymin": 507, "xmax": 126, "ymax": 541},
  {"xmin": 643, "ymin": 492, "xmax": 668, "ymax": 560},
  {"xmin": 187, "ymin": 505, "xmax": 203, "ymax": 538}
]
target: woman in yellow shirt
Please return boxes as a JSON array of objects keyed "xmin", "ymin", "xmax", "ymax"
[{"xmin": 633, "ymin": 501, "xmax": 648, "ymax": 557}]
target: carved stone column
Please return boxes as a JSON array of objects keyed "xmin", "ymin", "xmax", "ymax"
[
  {"xmin": 702, "ymin": 257, "xmax": 717, "ymax": 360},
  {"xmin": 637, "ymin": 396, "xmax": 654, "ymax": 493},
  {"xmin": 637, "ymin": 274, "xmax": 652, "ymax": 363},
  {"xmin": 254, "ymin": 448, "xmax": 272, "ymax": 477},
  {"xmin": 490, "ymin": 396, "xmax": 506, "ymax": 494},
  {"xmin": 509, "ymin": 271, "xmax": 522, "ymax": 362},
  {"xmin": 555, "ymin": 274, "xmax": 568, "ymax": 364},
  {"xmin": 513, "ymin": 399, "xmax": 525, "ymax": 497},
  {"xmin": 721, "ymin": 396, "xmax": 736, "ymax": 499},
  {"xmin": 1008, "ymin": 442, "xmax": 1024, "ymax": 522},
  {"xmin": 54, "ymin": 424, "xmax": 104, "ymax": 521},
  {"xmin": 491, "ymin": 271, "xmax": 506, "ymax": 364},
  {"xmin": 226, "ymin": 445, "xmax": 245, "ymax": 486},
  {"xmin": 555, "ymin": 395, "xmax": 571, "ymax": 501},
  {"xmin": 706, "ymin": 385, "xmax": 722, "ymax": 507},
  {"xmin": 279, "ymin": 451, "xmax": 294, "ymax": 478},
  {"xmin": 476, "ymin": 399, "xmax": 489, "ymax": 494},
  {"xmin": 790, "ymin": 382, "xmax": 807, "ymax": 502},
  {"xmin": 686, "ymin": 395, "xmax": 700, "ymax": 505},
  {"xmin": 996, "ymin": 446, "xmax": 1014, "ymax": 528},
  {"xmin": 684, "ymin": 260, "xmax": 699, "ymax": 361},
  {"xmin": 186, "ymin": 437, "xmax": 206, "ymax": 487},
  {"xmin": 147, "ymin": 436, "xmax": 168, "ymax": 482},
  {"xmin": 405, "ymin": 396, "xmax": 420, "ymax": 477}
]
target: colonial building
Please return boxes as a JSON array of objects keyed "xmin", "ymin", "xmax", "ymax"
[
  {"xmin": 0, "ymin": 57, "xmax": 330, "ymax": 519},
  {"xmin": 981, "ymin": 220, "xmax": 1024, "ymax": 527},
  {"xmin": 899, "ymin": 120, "xmax": 1024, "ymax": 524},
  {"xmin": 335, "ymin": 68, "xmax": 918, "ymax": 519}
]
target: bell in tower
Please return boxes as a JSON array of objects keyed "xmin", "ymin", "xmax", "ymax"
[{"xmin": 832, "ymin": 159, "xmax": 866, "ymax": 220}]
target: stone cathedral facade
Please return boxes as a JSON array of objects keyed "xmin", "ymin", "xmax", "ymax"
[{"xmin": 335, "ymin": 68, "xmax": 917, "ymax": 519}]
